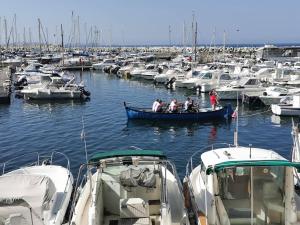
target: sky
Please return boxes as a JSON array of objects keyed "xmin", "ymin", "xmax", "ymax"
[{"xmin": 0, "ymin": 0, "xmax": 299, "ymax": 46}]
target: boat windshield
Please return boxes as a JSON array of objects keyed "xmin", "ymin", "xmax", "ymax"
[
  {"xmin": 217, "ymin": 166, "xmax": 285, "ymax": 225},
  {"xmin": 200, "ymin": 72, "xmax": 212, "ymax": 79}
]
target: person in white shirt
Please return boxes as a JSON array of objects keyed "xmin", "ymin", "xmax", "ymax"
[
  {"xmin": 152, "ymin": 99, "xmax": 159, "ymax": 112},
  {"xmin": 155, "ymin": 100, "xmax": 164, "ymax": 112},
  {"xmin": 169, "ymin": 99, "xmax": 178, "ymax": 113},
  {"xmin": 184, "ymin": 97, "xmax": 191, "ymax": 111}
]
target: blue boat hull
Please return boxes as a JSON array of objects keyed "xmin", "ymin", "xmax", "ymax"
[{"xmin": 124, "ymin": 103, "xmax": 233, "ymax": 121}]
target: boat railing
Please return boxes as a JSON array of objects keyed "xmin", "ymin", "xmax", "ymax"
[
  {"xmin": 0, "ymin": 151, "xmax": 71, "ymax": 175},
  {"xmin": 185, "ymin": 143, "xmax": 234, "ymax": 177},
  {"xmin": 68, "ymin": 163, "xmax": 90, "ymax": 223}
]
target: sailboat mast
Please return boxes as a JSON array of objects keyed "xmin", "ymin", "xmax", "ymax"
[
  {"xmin": 223, "ymin": 30, "xmax": 226, "ymax": 63},
  {"xmin": 191, "ymin": 12, "xmax": 195, "ymax": 47},
  {"xmin": 38, "ymin": 18, "xmax": 42, "ymax": 58},
  {"xmin": 28, "ymin": 27, "xmax": 32, "ymax": 48},
  {"xmin": 60, "ymin": 24, "xmax": 64, "ymax": 66},
  {"xmin": 23, "ymin": 27, "xmax": 26, "ymax": 48},
  {"xmin": 183, "ymin": 21, "xmax": 186, "ymax": 50},
  {"xmin": 213, "ymin": 27, "xmax": 216, "ymax": 62},
  {"xmin": 194, "ymin": 22, "xmax": 197, "ymax": 62},
  {"xmin": 168, "ymin": 25, "xmax": 171, "ymax": 47},
  {"xmin": 77, "ymin": 16, "xmax": 80, "ymax": 47},
  {"xmin": 61, "ymin": 24, "xmax": 64, "ymax": 48},
  {"xmin": 0, "ymin": 17, "xmax": 2, "ymax": 49},
  {"xmin": 4, "ymin": 18, "xmax": 8, "ymax": 49}
]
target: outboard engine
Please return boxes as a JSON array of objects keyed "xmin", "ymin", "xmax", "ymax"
[
  {"xmin": 14, "ymin": 75, "xmax": 28, "ymax": 89},
  {"xmin": 103, "ymin": 66, "xmax": 112, "ymax": 73},
  {"xmin": 111, "ymin": 66, "xmax": 120, "ymax": 74},
  {"xmin": 165, "ymin": 77, "xmax": 176, "ymax": 89},
  {"xmin": 79, "ymin": 86, "xmax": 91, "ymax": 98}
]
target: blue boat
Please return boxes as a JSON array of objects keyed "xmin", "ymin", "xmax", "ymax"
[{"xmin": 124, "ymin": 102, "xmax": 233, "ymax": 121}]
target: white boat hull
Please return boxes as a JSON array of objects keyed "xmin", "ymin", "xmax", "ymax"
[
  {"xmin": 22, "ymin": 89, "xmax": 82, "ymax": 100},
  {"xmin": 217, "ymin": 88, "xmax": 266, "ymax": 100},
  {"xmin": 0, "ymin": 164, "xmax": 73, "ymax": 225},
  {"xmin": 271, "ymin": 104, "xmax": 300, "ymax": 116},
  {"xmin": 259, "ymin": 96, "xmax": 282, "ymax": 106}
]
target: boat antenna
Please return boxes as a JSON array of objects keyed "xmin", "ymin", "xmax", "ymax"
[
  {"xmin": 234, "ymin": 91, "xmax": 239, "ymax": 146},
  {"xmin": 81, "ymin": 116, "xmax": 93, "ymax": 194}
]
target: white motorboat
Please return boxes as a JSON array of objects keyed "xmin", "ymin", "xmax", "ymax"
[
  {"xmin": 216, "ymin": 77, "xmax": 265, "ymax": 100},
  {"xmin": 2, "ymin": 57, "xmax": 23, "ymax": 67},
  {"xmin": 271, "ymin": 94, "xmax": 300, "ymax": 116},
  {"xmin": 118, "ymin": 62, "xmax": 145, "ymax": 77},
  {"xmin": 185, "ymin": 143, "xmax": 300, "ymax": 225},
  {"xmin": 140, "ymin": 64, "xmax": 160, "ymax": 80},
  {"xmin": 63, "ymin": 57, "xmax": 91, "ymax": 67},
  {"xmin": 176, "ymin": 68, "xmax": 205, "ymax": 89},
  {"xmin": 15, "ymin": 63, "xmax": 44, "ymax": 75},
  {"xmin": 154, "ymin": 68, "xmax": 184, "ymax": 84},
  {"xmin": 70, "ymin": 149, "xmax": 190, "ymax": 225},
  {"xmin": 130, "ymin": 64, "xmax": 157, "ymax": 79},
  {"xmin": 0, "ymin": 152, "xmax": 73, "ymax": 225},
  {"xmin": 92, "ymin": 59, "xmax": 116, "ymax": 70},
  {"xmin": 20, "ymin": 76, "xmax": 90, "ymax": 100},
  {"xmin": 259, "ymin": 86, "xmax": 300, "ymax": 106}
]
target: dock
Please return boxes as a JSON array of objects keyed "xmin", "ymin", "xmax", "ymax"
[
  {"xmin": 59, "ymin": 65, "xmax": 92, "ymax": 71},
  {"xmin": 0, "ymin": 67, "xmax": 12, "ymax": 104}
]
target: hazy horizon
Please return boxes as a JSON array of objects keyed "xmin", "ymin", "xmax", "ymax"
[{"xmin": 0, "ymin": 0, "xmax": 299, "ymax": 46}]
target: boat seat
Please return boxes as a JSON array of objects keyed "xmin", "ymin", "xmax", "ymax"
[
  {"xmin": 4, "ymin": 213, "xmax": 26, "ymax": 225},
  {"xmin": 119, "ymin": 218, "xmax": 151, "ymax": 225},
  {"xmin": 120, "ymin": 198, "xmax": 150, "ymax": 219}
]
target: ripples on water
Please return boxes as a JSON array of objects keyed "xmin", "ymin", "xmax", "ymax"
[{"xmin": 0, "ymin": 71, "xmax": 296, "ymax": 178}]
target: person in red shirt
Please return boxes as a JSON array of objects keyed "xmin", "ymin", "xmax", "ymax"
[{"xmin": 209, "ymin": 89, "xmax": 219, "ymax": 110}]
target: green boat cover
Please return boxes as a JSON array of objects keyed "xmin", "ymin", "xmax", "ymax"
[
  {"xmin": 89, "ymin": 150, "xmax": 166, "ymax": 163},
  {"xmin": 206, "ymin": 160, "xmax": 300, "ymax": 175}
]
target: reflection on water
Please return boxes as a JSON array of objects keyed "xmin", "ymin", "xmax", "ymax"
[
  {"xmin": 126, "ymin": 119, "xmax": 232, "ymax": 138},
  {"xmin": 23, "ymin": 98, "xmax": 89, "ymax": 110}
]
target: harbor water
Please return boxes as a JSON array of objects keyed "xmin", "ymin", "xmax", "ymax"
[{"xmin": 0, "ymin": 71, "xmax": 295, "ymax": 178}]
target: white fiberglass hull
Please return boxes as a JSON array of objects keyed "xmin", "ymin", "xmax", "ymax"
[
  {"xmin": 259, "ymin": 96, "xmax": 282, "ymax": 106},
  {"xmin": 271, "ymin": 104, "xmax": 300, "ymax": 116},
  {"xmin": 22, "ymin": 88, "xmax": 82, "ymax": 100},
  {"xmin": 0, "ymin": 164, "xmax": 73, "ymax": 225},
  {"xmin": 130, "ymin": 69, "xmax": 146, "ymax": 78},
  {"xmin": 217, "ymin": 87, "xmax": 266, "ymax": 100},
  {"xmin": 140, "ymin": 71, "xmax": 159, "ymax": 80},
  {"xmin": 154, "ymin": 74, "xmax": 170, "ymax": 83}
]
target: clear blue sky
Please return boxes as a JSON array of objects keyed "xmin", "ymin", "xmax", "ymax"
[{"xmin": 0, "ymin": 0, "xmax": 299, "ymax": 46}]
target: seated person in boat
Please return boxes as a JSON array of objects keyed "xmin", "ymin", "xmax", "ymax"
[
  {"xmin": 168, "ymin": 99, "xmax": 179, "ymax": 113},
  {"xmin": 152, "ymin": 99, "xmax": 160, "ymax": 112},
  {"xmin": 209, "ymin": 89, "xmax": 219, "ymax": 110},
  {"xmin": 184, "ymin": 97, "xmax": 191, "ymax": 111},
  {"xmin": 184, "ymin": 97, "xmax": 197, "ymax": 112},
  {"xmin": 155, "ymin": 100, "xmax": 164, "ymax": 112}
]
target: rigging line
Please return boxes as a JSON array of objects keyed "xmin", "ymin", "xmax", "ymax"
[{"xmin": 237, "ymin": 107, "xmax": 271, "ymax": 118}]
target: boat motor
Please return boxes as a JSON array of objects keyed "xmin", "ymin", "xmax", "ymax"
[
  {"xmin": 79, "ymin": 86, "xmax": 91, "ymax": 97},
  {"xmin": 14, "ymin": 75, "xmax": 27, "ymax": 89}
]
